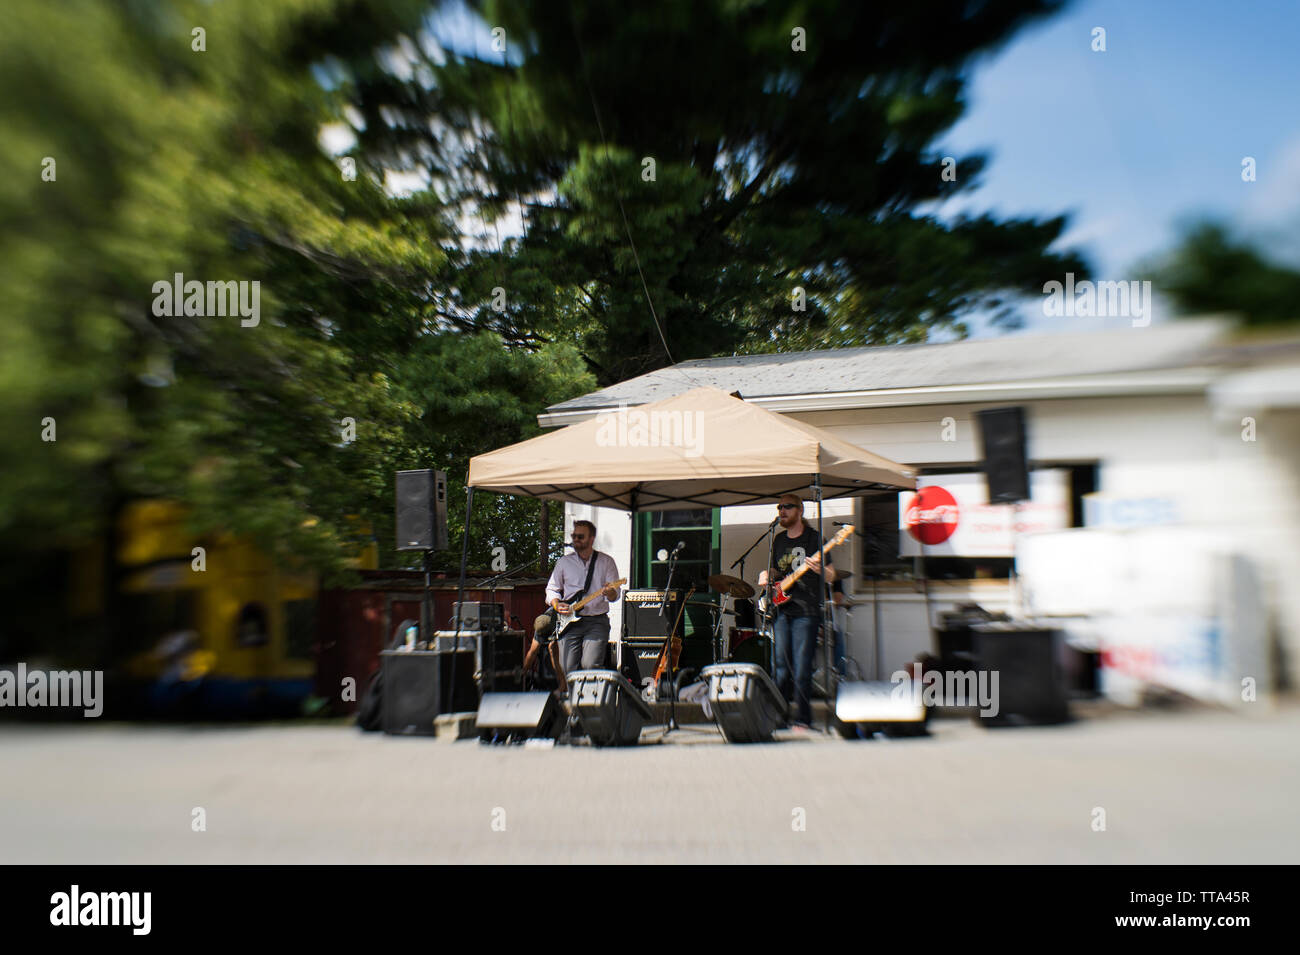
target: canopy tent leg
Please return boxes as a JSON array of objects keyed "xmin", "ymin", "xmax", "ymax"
[
  {"xmin": 622, "ymin": 487, "xmax": 639, "ymax": 672},
  {"xmin": 443, "ymin": 484, "xmax": 476, "ymax": 715},
  {"xmin": 453, "ymin": 485, "xmax": 475, "ymax": 636},
  {"xmin": 813, "ymin": 473, "xmax": 828, "ymax": 733}
]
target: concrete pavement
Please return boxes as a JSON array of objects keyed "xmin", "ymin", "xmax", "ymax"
[{"xmin": 2, "ymin": 704, "xmax": 1297, "ymax": 863}]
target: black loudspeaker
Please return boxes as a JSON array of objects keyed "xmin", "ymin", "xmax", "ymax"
[
  {"xmin": 380, "ymin": 650, "xmax": 477, "ymax": 735},
  {"xmin": 477, "ymin": 692, "xmax": 561, "ymax": 742},
  {"xmin": 479, "ymin": 628, "xmax": 526, "ymax": 692},
  {"xmin": 396, "ymin": 469, "xmax": 448, "ymax": 551},
  {"xmin": 976, "ymin": 407, "xmax": 1029, "ymax": 504},
  {"xmin": 970, "ymin": 624, "xmax": 1068, "ymax": 726}
]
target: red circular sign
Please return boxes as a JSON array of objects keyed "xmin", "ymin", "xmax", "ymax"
[{"xmin": 905, "ymin": 486, "xmax": 959, "ymax": 545}]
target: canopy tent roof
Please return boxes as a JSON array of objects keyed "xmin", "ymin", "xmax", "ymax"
[{"xmin": 467, "ymin": 387, "xmax": 916, "ymax": 511}]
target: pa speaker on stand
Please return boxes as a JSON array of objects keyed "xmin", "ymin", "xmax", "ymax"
[
  {"xmin": 975, "ymin": 407, "xmax": 1029, "ymax": 504},
  {"xmin": 396, "ymin": 469, "xmax": 448, "ymax": 551}
]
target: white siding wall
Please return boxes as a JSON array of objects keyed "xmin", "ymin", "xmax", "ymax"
[{"xmin": 563, "ymin": 392, "xmax": 1300, "ymax": 688}]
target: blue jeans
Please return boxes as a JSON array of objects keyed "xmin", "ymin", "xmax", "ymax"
[{"xmin": 774, "ymin": 613, "xmax": 816, "ymax": 725}]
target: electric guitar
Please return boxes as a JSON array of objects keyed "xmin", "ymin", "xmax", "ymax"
[
  {"xmin": 770, "ymin": 525, "xmax": 854, "ymax": 607},
  {"xmin": 553, "ymin": 578, "xmax": 627, "ymax": 639}
]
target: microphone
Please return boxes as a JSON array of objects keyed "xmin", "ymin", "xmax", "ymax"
[{"xmin": 670, "ymin": 540, "xmax": 686, "ymax": 557}]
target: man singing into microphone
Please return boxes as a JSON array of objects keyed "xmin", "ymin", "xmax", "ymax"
[
  {"xmin": 542, "ymin": 520, "xmax": 621, "ymax": 675},
  {"xmin": 758, "ymin": 494, "xmax": 835, "ymax": 728}
]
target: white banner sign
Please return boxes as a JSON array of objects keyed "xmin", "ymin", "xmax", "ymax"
[{"xmin": 899, "ymin": 470, "xmax": 1070, "ymax": 557}]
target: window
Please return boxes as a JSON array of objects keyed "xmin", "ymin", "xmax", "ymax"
[
  {"xmin": 236, "ymin": 603, "xmax": 270, "ymax": 648},
  {"xmin": 635, "ymin": 508, "xmax": 718, "ymax": 637}
]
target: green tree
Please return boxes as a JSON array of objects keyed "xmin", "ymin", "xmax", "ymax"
[
  {"xmin": 1146, "ymin": 221, "xmax": 1300, "ymax": 326},
  {"xmin": 351, "ymin": 0, "xmax": 1089, "ymax": 385},
  {"xmin": 0, "ymin": 0, "xmax": 592, "ymax": 653}
]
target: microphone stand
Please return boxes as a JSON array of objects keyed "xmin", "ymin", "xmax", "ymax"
[
  {"xmin": 730, "ymin": 519, "xmax": 778, "ymax": 580},
  {"xmin": 765, "ymin": 518, "xmax": 779, "ymax": 680},
  {"xmin": 732, "ymin": 519, "xmax": 779, "ymax": 669},
  {"xmin": 659, "ymin": 548, "xmax": 681, "ymax": 731}
]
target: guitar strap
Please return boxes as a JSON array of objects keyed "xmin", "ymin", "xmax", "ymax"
[{"xmin": 568, "ymin": 550, "xmax": 601, "ymax": 609}]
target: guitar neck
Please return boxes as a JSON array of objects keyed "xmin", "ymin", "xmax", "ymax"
[
  {"xmin": 780, "ymin": 530, "xmax": 851, "ymax": 591},
  {"xmin": 570, "ymin": 578, "xmax": 627, "ymax": 612}
]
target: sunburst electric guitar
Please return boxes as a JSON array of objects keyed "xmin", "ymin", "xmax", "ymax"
[{"xmin": 770, "ymin": 525, "xmax": 854, "ymax": 607}]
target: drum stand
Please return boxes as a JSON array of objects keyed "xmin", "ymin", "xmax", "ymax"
[{"xmin": 710, "ymin": 592, "xmax": 734, "ymax": 663}]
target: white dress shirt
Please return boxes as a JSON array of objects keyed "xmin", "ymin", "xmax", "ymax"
[{"xmin": 545, "ymin": 551, "xmax": 621, "ymax": 615}]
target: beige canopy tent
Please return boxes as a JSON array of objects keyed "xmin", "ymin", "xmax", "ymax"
[
  {"xmin": 454, "ymin": 387, "xmax": 917, "ymax": 727},
  {"xmin": 467, "ymin": 386, "xmax": 917, "ymax": 510}
]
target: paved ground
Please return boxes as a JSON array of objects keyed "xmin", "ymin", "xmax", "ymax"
[{"xmin": 2, "ymin": 704, "xmax": 1298, "ymax": 863}]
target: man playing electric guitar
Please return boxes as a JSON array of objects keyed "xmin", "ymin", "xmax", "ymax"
[
  {"xmin": 758, "ymin": 494, "xmax": 836, "ymax": 728},
  {"xmin": 541, "ymin": 520, "xmax": 622, "ymax": 675}
]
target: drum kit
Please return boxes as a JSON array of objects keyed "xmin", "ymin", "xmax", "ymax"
[
  {"xmin": 690, "ymin": 571, "xmax": 860, "ymax": 691},
  {"xmin": 699, "ymin": 572, "xmax": 763, "ymax": 668}
]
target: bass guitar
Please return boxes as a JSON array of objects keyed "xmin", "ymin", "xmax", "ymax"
[{"xmin": 770, "ymin": 525, "xmax": 854, "ymax": 607}]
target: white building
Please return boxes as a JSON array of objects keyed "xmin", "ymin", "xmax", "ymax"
[{"xmin": 538, "ymin": 318, "xmax": 1300, "ymax": 702}]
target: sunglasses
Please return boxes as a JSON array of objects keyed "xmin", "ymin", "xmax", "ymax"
[{"xmin": 777, "ymin": 504, "xmax": 799, "ymax": 511}]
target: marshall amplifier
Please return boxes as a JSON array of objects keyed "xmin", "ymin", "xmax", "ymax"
[
  {"xmin": 623, "ymin": 589, "xmax": 687, "ymax": 638},
  {"xmin": 625, "ymin": 636, "xmax": 670, "ymax": 686}
]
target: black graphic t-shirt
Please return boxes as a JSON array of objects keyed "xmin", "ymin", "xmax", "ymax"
[{"xmin": 771, "ymin": 525, "xmax": 833, "ymax": 617}]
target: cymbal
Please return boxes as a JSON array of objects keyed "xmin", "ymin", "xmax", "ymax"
[{"xmin": 707, "ymin": 573, "xmax": 756, "ymax": 599}]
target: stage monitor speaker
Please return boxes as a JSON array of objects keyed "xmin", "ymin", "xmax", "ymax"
[
  {"xmin": 835, "ymin": 680, "xmax": 929, "ymax": 739},
  {"xmin": 477, "ymin": 692, "xmax": 561, "ymax": 742},
  {"xmin": 380, "ymin": 649, "xmax": 477, "ymax": 735},
  {"xmin": 396, "ymin": 469, "xmax": 448, "ymax": 551},
  {"xmin": 568, "ymin": 670, "xmax": 652, "ymax": 747},
  {"xmin": 976, "ymin": 407, "xmax": 1029, "ymax": 504},
  {"xmin": 700, "ymin": 663, "xmax": 788, "ymax": 743}
]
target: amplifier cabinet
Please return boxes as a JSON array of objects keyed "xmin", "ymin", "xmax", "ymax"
[
  {"xmin": 380, "ymin": 649, "xmax": 478, "ymax": 735},
  {"xmin": 623, "ymin": 589, "xmax": 688, "ymax": 638}
]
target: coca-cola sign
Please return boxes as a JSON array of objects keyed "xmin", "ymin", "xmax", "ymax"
[
  {"xmin": 899, "ymin": 470, "xmax": 1070, "ymax": 557},
  {"xmin": 905, "ymin": 486, "xmax": 959, "ymax": 545}
]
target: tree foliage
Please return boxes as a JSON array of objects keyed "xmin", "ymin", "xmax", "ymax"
[
  {"xmin": 1146, "ymin": 221, "xmax": 1300, "ymax": 326},
  {"xmin": 1, "ymin": 0, "xmax": 1089, "ymax": 611},
  {"xmin": 349, "ymin": 0, "xmax": 1089, "ymax": 384},
  {"xmin": 0, "ymin": 0, "xmax": 591, "ymax": 590}
]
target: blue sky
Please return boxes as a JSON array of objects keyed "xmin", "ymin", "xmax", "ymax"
[{"xmin": 936, "ymin": 0, "xmax": 1300, "ymax": 333}]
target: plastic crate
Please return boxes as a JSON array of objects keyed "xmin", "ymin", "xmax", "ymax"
[
  {"xmin": 700, "ymin": 662, "xmax": 788, "ymax": 743},
  {"xmin": 567, "ymin": 670, "xmax": 653, "ymax": 746}
]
